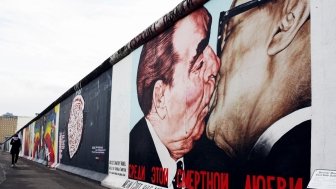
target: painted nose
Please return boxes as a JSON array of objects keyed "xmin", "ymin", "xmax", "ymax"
[{"xmin": 203, "ymin": 46, "xmax": 221, "ymax": 84}]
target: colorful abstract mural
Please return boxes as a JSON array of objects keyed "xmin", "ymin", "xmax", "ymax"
[{"xmin": 22, "ymin": 105, "xmax": 59, "ymax": 166}]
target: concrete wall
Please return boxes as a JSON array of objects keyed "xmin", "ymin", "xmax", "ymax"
[{"xmin": 311, "ymin": 0, "xmax": 336, "ymax": 172}]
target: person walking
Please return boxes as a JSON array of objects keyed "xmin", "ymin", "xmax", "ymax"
[{"xmin": 10, "ymin": 134, "xmax": 21, "ymax": 167}]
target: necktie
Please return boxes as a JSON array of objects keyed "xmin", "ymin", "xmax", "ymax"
[{"xmin": 172, "ymin": 160, "xmax": 183, "ymax": 189}]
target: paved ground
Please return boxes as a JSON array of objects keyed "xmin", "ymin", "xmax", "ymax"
[{"xmin": 0, "ymin": 151, "xmax": 107, "ymax": 189}]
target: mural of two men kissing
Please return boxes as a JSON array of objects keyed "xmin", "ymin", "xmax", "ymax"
[{"xmin": 128, "ymin": 0, "xmax": 311, "ymax": 188}]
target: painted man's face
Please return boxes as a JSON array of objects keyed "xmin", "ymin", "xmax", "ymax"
[
  {"xmin": 207, "ymin": 0, "xmax": 277, "ymax": 157},
  {"xmin": 163, "ymin": 10, "xmax": 220, "ymax": 146}
]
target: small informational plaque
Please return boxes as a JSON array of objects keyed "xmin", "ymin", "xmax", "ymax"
[
  {"xmin": 121, "ymin": 179, "xmax": 165, "ymax": 189},
  {"xmin": 307, "ymin": 169, "xmax": 336, "ymax": 189}
]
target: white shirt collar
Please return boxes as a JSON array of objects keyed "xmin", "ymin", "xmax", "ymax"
[
  {"xmin": 249, "ymin": 106, "xmax": 312, "ymax": 160},
  {"xmin": 145, "ymin": 118, "xmax": 183, "ymax": 189}
]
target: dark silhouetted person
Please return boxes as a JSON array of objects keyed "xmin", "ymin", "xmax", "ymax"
[{"xmin": 10, "ymin": 134, "xmax": 21, "ymax": 167}]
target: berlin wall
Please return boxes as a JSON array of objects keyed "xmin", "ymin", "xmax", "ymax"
[{"xmin": 3, "ymin": 0, "xmax": 336, "ymax": 189}]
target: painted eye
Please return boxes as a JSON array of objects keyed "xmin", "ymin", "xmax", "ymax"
[{"xmin": 195, "ymin": 60, "xmax": 204, "ymax": 71}]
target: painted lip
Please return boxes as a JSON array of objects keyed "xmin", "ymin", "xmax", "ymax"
[
  {"xmin": 209, "ymin": 71, "xmax": 226, "ymax": 116},
  {"xmin": 200, "ymin": 104, "xmax": 210, "ymax": 119}
]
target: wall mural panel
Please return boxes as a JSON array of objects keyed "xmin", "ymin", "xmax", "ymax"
[
  {"xmin": 58, "ymin": 68, "xmax": 112, "ymax": 174},
  {"xmin": 108, "ymin": 0, "xmax": 312, "ymax": 188},
  {"xmin": 23, "ymin": 122, "xmax": 35, "ymax": 158},
  {"xmin": 23, "ymin": 106, "xmax": 60, "ymax": 166}
]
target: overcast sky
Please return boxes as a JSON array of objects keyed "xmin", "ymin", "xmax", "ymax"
[{"xmin": 0, "ymin": 0, "xmax": 182, "ymax": 117}]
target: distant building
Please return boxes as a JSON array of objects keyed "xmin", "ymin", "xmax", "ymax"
[
  {"xmin": 16, "ymin": 116, "xmax": 32, "ymax": 132},
  {"xmin": 0, "ymin": 113, "xmax": 33, "ymax": 143}
]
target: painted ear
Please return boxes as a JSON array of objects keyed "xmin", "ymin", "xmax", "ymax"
[
  {"xmin": 267, "ymin": 0, "xmax": 310, "ymax": 55},
  {"xmin": 153, "ymin": 80, "xmax": 167, "ymax": 120}
]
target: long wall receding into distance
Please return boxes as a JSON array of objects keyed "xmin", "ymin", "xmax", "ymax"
[{"xmin": 2, "ymin": 0, "xmax": 336, "ymax": 189}]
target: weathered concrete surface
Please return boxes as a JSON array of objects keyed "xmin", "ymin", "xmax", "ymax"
[{"xmin": 0, "ymin": 151, "xmax": 107, "ymax": 189}]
